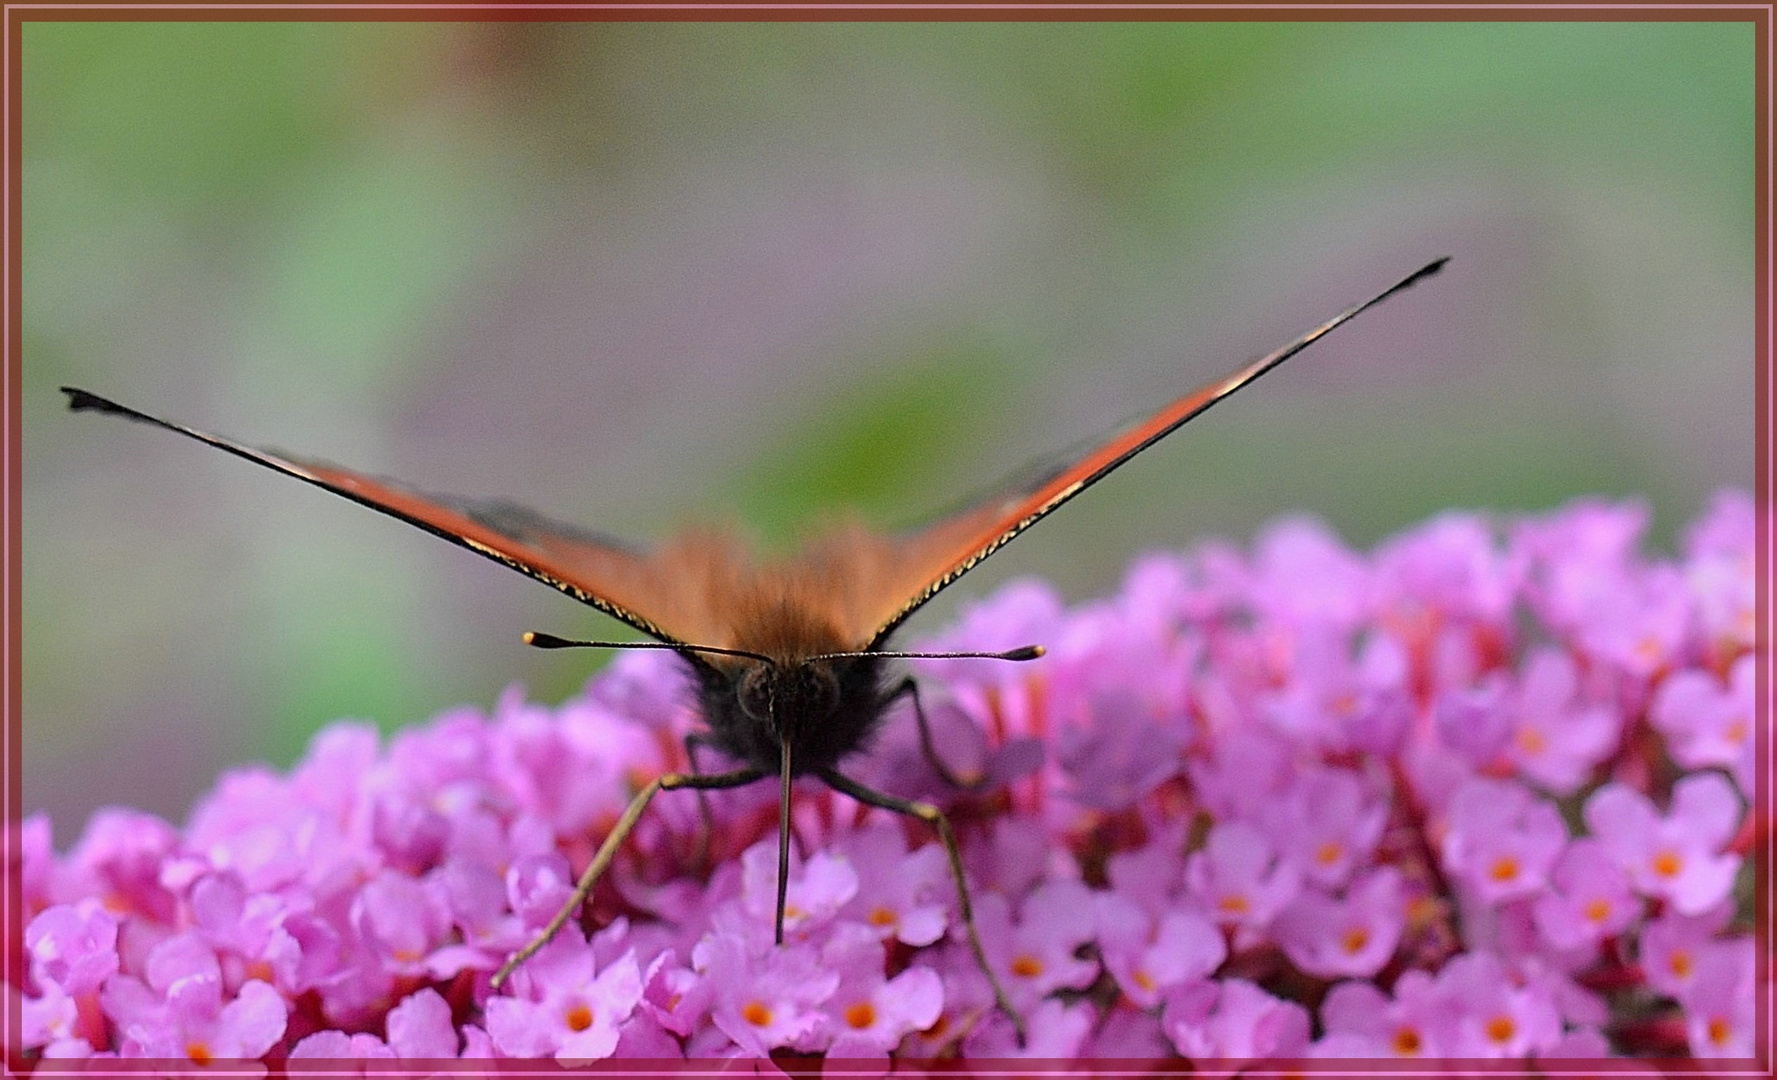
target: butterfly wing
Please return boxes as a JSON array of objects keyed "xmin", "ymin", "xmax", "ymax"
[
  {"xmin": 61, "ymin": 388, "xmax": 700, "ymax": 646},
  {"xmin": 855, "ymin": 257, "xmax": 1449, "ymax": 647}
]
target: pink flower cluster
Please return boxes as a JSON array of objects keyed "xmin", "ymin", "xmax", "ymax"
[{"xmin": 9, "ymin": 492, "xmax": 1762, "ymax": 1068}]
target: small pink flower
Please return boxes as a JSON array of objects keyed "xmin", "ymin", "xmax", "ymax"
[
  {"xmin": 1258, "ymin": 765, "xmax": 1387, "ymax": 889},
  {"xmin": 1273, "ymin": 867, "xmax": 1405, "ymax": 979},
  {"xmin": 101, "ymin": 934, "xmax": 287, "ymax": 1063},
  {"xmin": 1095, "ymin": 892, "xmax": 1224, "ymax": 1006},
  {"xmin": 693, "ymin": 931, "xmax": 838, "ymax": 1057},
  {"xmin": 1505, "ymin": 648, "xmax": 1620, "ymax": 794},
  {"xmin": 1679, "ymin": 935, "xmax": 1756, "ymax": 1058},
  {"xmin": 1185, "ymin": 820, "xmax": 1301, "ymax": 933},
  {"xmin": 1441, "ymin": 777, "xmax": 1568, "ymax": 905},
  {"xmin": 1316, "ymin": 971, "xmax": 1449, "ymax": 1058},
  {"xmin": 1530, "ymin": 838, "xmax": 1639, "ymax": 953},
  {"xmin": 1376, "ymin": 510, "xmax": 1519, "ymax": 628},
  {"xmin": 1261, "ymin": 625, "xmax": 1411, "ymax": 755},
  {"xmin": 736, "ymin": 838, "xmax": 858, "ymax": 943},
  {"xmin": 21, "ymin": 979, "xmax": 92, "ymax": 1058},
  {"xmin": 63, "ymin": 809, "xmax": 183, "ymax": 925},
  {"xmin": 1683, "ymin": 490, "xmax": 1755, "ymax": 655},
  {"xmin": 484, "ymin": 926, "xmax": 643, "ymax": 1064},
  {"xmin": 351, "ymin": 868, "xmax": 452, "ymax": 977},
  {"xmin": 1052, "ymin": 690, "xmax": 1188, "ymax": 811},
  {"xmin": 1579, "ymin": 566, "xmax": 1694, "ymax": 679},
  {"xmin": 833, "ymin": 825, "xmax": 951, "ymax": 947},
  {"xmin": 1637, "ymin": 904, "xmax": 1733, "ymax": 998},
  {"xmin": 975, "ymin": 879, "xmax": 1099, "ymax": 1010},
  {"xmin": 385, "ymin": 987, "xmax": 459, "ymax": 1057},
  {"xmin": 1584, "ymin": 772, "xmax": 1742, "ymax": 914},
  {"xmin": 188, "ymin": 871, "xmax": 305, "ymax": 993},
  {"xmin": 1162, "ymin": 977, "xmax": 1311, "ymax": 1064},
  {"xmin": 1433, "ymin": 673, "xmax": 1513, "ymax": 767},
  {"xmin": 1652, "ymin": 654, "xmax": 1755, "ymax": 795},
  {"xmin": 820, "ymin": 925, "xmax": 944, "ymax": 1059},
  {"xmin": 1433, "ymin": 951, "xmax": 1562, "ymax": 1058},
  {"xmin": 26, "ymin": 901, "xmax": 119, "ymax": 997}
]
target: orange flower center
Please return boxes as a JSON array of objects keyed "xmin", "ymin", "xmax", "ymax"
[
  {"xmin": 1133, "ymin": 969, "xmax": 1156, "ymax": 991},
  {"xmin": 1488, "ymin": 856, "xmax": 1520, "ymax": 882},
  {"xmin": 186, "ymin": 1043, "xmax": 212, "ymax": 1065},
  {"xmin": 1315, "ymin": 841, "xmax": 1343, "ymax": 866},
  {"xmin": 1391, "ymin": 1027, "xmax": 1422, "ymax": 1056},
  {"xmin": 1583, "ymin": 898, "xmax": 1611, "ymax": 923},
  {"xmin": 1515, "ymin": 728, "xmax": 1547, "ymax": 754},
  {"xmin": 1485, "ymin": 1015, "xmax": 1516, "ymax": 1044},
  {"xmin": 742, "ymin": 1001, "xmax": 773, "ymax": 1027},
  {"xmin": 1010, "ymin": 954, "xmax": 1044, "ymax": 978},
  {"xmin": 845, "ymin": 1002, "xmax": 877, "ymax": 1030},
  {"xmin": 1651, "ymin": 850, "xmax": 1683, "ymax": 878},
  {"xmin": 1708, "ymin": 1016, "xmax": 1732, "ymax": 1046},
  {"xmin": 868, "ymin": 906, "xmax": 898, "ymax": 928},
  {"xmin": 564, "ymin": 1003, "xmax": 594, "ymax": 1032},
  {"xmin": 1670, "ymin": 950, "xmax": 1694, "ymax": 979},
  {"xmin": 1217, "ymin": 894, "xmax": 1251, "ymax": 915},
  {"xmin": 1341, "ymin": 927, "xmax": 1370, "ymax": 955}
]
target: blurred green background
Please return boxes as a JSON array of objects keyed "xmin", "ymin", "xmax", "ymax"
[{"xmin": 22, "ymin": 21, "xmax": 1753, "ymax": 836}]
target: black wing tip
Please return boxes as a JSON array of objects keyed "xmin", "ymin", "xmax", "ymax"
[
  {"xmin": 62, "ymin": 387, "xmax": 122, "ymax": 414},
  {"xmin": 1354, "ymin": 257, "xmax": 1449, "ymax": 316},
  {"xmin": 1396, "ymin": 256, "xmax": 1450, "ymax": 293}
]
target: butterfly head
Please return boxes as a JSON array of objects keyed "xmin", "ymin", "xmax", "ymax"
[{"xmin": 735, "ymin": 659, "xmax": 841, "ymax": 738}]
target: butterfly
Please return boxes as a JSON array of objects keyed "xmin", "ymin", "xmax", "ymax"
[{"xmin": 64, "ymin": 256, "xmax": 1446, "ymax": 1035}]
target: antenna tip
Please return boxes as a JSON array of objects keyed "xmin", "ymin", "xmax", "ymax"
[
  {"xmin": 522, "ymin": 631, "xmax": 539, "ymax": 646},
  {"xmin": 525, "ymin": 631, "xmax": 574, "ymax": 649},
  {"xmin": 1008, "ymin": 644, "xmax": 1045, "ymax": 661}
]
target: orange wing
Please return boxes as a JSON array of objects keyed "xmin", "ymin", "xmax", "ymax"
[
  {"xmin": 855, "ymin": 257, "xmax": 1449, "ymax": 647},
  {"xmin": 65, "ymin": 258, "xmax": 1444, "ymax": 658},
  {"xmin": 61, "ymin": 388, "xmax": 703, "ymax": 647}
]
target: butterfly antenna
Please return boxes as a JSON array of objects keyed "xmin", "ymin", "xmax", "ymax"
[
  {"xmin": 523, "ymin": 631, "xmax": 778, "ymax": 667},
  {"xmin": 775, "ymin": 731, "xmax": 794, "ymax": 947},
  {"xmin": 807, "ymin": 644, "xmax": 1045, "ymax": 664}
]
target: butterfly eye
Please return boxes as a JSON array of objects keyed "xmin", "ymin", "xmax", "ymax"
[{"xmin": 737, "ymin": 665, "xmax": 775, "ymax": 723}]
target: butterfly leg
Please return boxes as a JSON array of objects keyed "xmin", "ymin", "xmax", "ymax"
[
  {"xmin": 882, "ymin": 677, "xmax": 985, "ymax": 791},
  {"xmin": 491, "ymin": 765, "xmax": 767, "ymax": 991},
  {"xmin": 814, "ymin": 766, "xmax": 1025, "ymax": 1045},
  {"xmin": 682, "ymin": 731, "xmax": 722, "ymax": 871}
]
